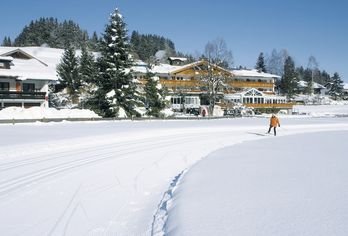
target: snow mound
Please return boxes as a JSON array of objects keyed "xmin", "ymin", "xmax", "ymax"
[
  {"xmin": 293, "ymin": 104, "xmax": 348, "ymax": 117},
  {"xmin": 0, "ymin": 107, "xmax": 100, "ymax": 120}
]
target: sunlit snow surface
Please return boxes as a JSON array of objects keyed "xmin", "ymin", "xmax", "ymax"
[
  {"xmin": 1, "ymin": 117, "xmax": 348, "ymax": 235},
  {"xmin": 166, "ymin": 131, "xmax": 348, "ymax": 236}
]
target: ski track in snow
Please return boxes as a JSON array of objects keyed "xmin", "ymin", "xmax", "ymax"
[
  {"xmin": 0, "ymin": 119, "xmax": 348, "ymax": 235},
  {"xmin": 0, "ymin": 131, "xmax": 223, "ymax": 201}
]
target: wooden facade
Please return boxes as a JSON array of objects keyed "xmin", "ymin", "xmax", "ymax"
[{"xmin": 133, "ymin": 60, "xmax": 292, "ymax": 113}]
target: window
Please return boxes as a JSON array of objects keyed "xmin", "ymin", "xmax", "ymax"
[
  {"xmin": 0, "ymin": 82, "xmax": 10, "ymax": 91},
  {"xmin": 171, "ymin": 97, "xmax": 182, "ymax": 104},
  {"xmin": 23, "ymin": 83, "xmax": 35, "ymax": 92},
  {"xmin": 0, "ymin": 61, "xmax": 11, "ymax": 69}
]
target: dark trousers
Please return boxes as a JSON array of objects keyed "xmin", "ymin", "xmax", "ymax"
[{"xmin": 268, "ymin": 126, "xmax": 277, "ymax": 136}]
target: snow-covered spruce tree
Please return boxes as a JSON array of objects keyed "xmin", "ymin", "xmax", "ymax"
[
  {"xmin": 255, "ymin": 52, "xmax": 267, "ymax": 73},
  {"xmin": 143, "ymin": 72, "xmax": 166, "ymax": 117},
  {"xmin": 96, "ymin": 8, "xmax": 142, "ymax": 117},
  {"xmin": 78, "ymin": 44, "xmax": 98, "ymax": 107},
  {"xmin": 280, "ymin": 56, "xmax": 298, "ymax": 99},
  {"xmin": 327, "ymin": 72, "xmax": 344, "ymax": 100},
  {"xmin": 56, "ymin": 44, "xmax": 81, "ymax": 104}
]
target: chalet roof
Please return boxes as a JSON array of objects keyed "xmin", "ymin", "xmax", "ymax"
[
  {"xmin": 0, "ymin": 46, "xmax": 99, "ymax": 68},
  {"xmin": 168, "ymin": 57, "xmax": 188, "ymax": 62},
  {"xmin": 232, "ymin": 69, "xmax": 281, "ymax": 79},
  {"xmin": 298, "ymin": 80, "xmax": 326, "ymax": 89},
  {"xmin": 0, "ymin": 58, "xmax": 57, "ymax": 81},
  {"xmin": 0, "ymin": 46, "xmax": 99, "ymax": 81},
  {"xmin": 0, "ymin": 46, "xmax": 62, "ymax": 81},
  {"xmin": 170, "ymin": 60, "xmax": 234, "ymax": 76},
  {"xmin": 0, "ymin": 56, "xmax": 13, "ymax": 61},
  {"xmin": 0, "ymin": 48, "xmax": 49, "ymax": 66}
]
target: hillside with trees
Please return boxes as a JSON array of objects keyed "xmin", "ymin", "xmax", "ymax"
[
  {"xmin": 7, "ymin": 17, "xmax": 100, "ymax": 49},
  {"xmin": 130, "ymin": 31, "xmax": 176, "ymax": 62},
  {"xmin": 2, "ymin": 18, "xmax": 193, "ymax": 65}
]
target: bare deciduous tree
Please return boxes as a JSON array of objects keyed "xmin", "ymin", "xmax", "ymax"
[{"xmin": 194, "ymin": 38, "xmax": 234, "ymax": 116}]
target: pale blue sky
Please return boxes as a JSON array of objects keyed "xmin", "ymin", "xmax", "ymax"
[{"xmin": 1, "ymin": 0, "xmax": 347, "ymax": 81}]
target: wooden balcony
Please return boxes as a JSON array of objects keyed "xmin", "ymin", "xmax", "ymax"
[
  {"xmin": 159, "ymin": 79, "xmax": 274, "ymax": 89},
  {"xmin": 227, "ymin": 81, "xmax": 274, "ymax": 88},
  {"xmin": 0, "ymin": 91, "xmax": 46, "ymax": 100},
  {"xmin": 159, "ymin": 79, "xmax": 202, "ymax": 87},
  {"xmin": 244, "ymin": 103, "xmax": 294, "ymax": 109}
]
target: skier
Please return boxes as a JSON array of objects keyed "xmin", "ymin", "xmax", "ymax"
[{"xmin": 267, "ymin": 114, "xmax": 280, "ymax": 136}]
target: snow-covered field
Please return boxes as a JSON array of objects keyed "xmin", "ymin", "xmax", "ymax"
[
  {"xmin": 1, "ymin": 117, "xmax": 348, "ymax": 235},
  {"xmin": 293, "ymin": 104, "xmax": 348, "ymax": 116},
  {"xmin": 1, "ymin": 104, "xmax": 348, "ymax": 120},
  {"xmin": 0, "ymin": 107, "xmax": 100, "ymax": 120},
  {"xmin": 165, "ymin": 131, "xmax": 348, "ymax": 236}
]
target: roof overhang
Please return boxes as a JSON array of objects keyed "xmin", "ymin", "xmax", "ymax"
[
  {"xmin": 170, "ymin": 60, "xmax": 234, "ymax": 77},
  {"xmin": 0, "ymin": 48, "xmax": 48, "ymax": 67}
]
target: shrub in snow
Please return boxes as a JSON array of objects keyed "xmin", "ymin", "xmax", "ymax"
[{"xmin": 143, "ymin": 75, "xmax": 167, "ymax": 117}]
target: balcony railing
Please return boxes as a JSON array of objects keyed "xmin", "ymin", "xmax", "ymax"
[
  {"xmin": 159, "ymin": 79, "xmax": 202, "ymax": 87},
  {"xmin": 227, "ymin": 81, "xmax": 274, "ymax": 88},
  {"xmin": 0, "ymin": 91, "xmax": 46, "ymax": 100},
  {"xmin": 244, "ymin": 103, "xmax": 294, "ymax": 109}
]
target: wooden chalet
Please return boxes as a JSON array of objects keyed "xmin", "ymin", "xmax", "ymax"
[
  {"xmin": 133, "ymin": 60, "xmax": 293, "ymax": 114},
  {"xmin": 0, "ymin": 47, "xmax": 59, "ymax": 109}
]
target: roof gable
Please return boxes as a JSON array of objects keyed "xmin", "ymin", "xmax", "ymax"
[
  {"xmin": 1, "ymin": 48, "xmax": 48, "ymax": 67},
  {"xmin": 243, "ymin": 88, "xmax": 265, "ymax": 97},
  {"xmin": 171, "ymin": 60, "xmax": 233, "ymax": 77}
]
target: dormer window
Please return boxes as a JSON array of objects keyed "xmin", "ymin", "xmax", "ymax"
[
  {"xmin": 0, "ymin": 57, "xmax": 13, "ymax": 69},
  {"xmin": 0, "ymin": 61, "xmax": 11, "ymax": 69}
]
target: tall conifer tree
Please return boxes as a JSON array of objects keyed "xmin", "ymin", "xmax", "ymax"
[
  {"xmin": 327, "ymin": 72, "xmax": 344, "ymax": 100},
  {"xmin": 280, "ymin": 56, "xmax": 298, "ymax": 98},
  {"xmin": 96, "ymin": 8, "xmax": 141, "ymax": 117},
  {"xmin": 255, "ymin": 52, "xmax": 267, "ymax": 72},
  {"xmin": 57, "ymin": 44, "xmax": 80, "ymax": 102},
  {"xmin": 79, "ymin": 45, "xmax": 97, "ymax": 85}
]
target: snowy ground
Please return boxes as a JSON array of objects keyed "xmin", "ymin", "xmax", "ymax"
[
  {"xmin": 293, "ymin": 104, "xmax": 348, "ymax": 116},
  {"xmin": 165, "ymin": 131, "xmax": 348, "ymax": 236},
  {"xmin": 0, "ymin": 107, "xmax": 100, "ymax": 120},
  {"xmin": 1, "ymin": 104, "xmax": 348, "ymax": 120},
  {"xmin": 1, "ymin": 117, "xmax": 348, "ymax": 235}
]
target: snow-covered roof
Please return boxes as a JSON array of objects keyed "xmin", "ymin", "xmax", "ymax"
[
  {"xmin": 151, "ymin": 64, "xmax": 182, "ymax": 74},
  {"xmin": 0, "ymin": 58, "xmax": 57, "ymax": 81},
  {"xmin": 168, "ymin": 57, "xmax": 188, "ymax": 62},
  {"xmin": 0, "ymin": 46, "xmax": 65, "ymax": 81},
  {"xmin": 344, "ymin": 83, "xmax": 348, "ymax": 90},
  {"xmin": 0, "ymin": 46, "xmax": 97, "ymax": 81},
  {"xmin": 298, "ymin": 80, "xmax": 326, "ymax": 89},
  {"xmin": 131, "ymin": 61, "xmax": 182, "ymax": 75},
  {"xmin": 232, "ymin": 69, "xmax": 281, "ymax": 79},
  {"xmin": 0, "ymin": 56, "xmax": 13, "ymax": 61},
  {"xmin": 131, "ymin": 60, "xmax": 150, "ymax": 73}
]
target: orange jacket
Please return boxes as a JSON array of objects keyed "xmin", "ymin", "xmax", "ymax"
[{"xmin": 270, "ymin": 116, "xmax": 280, "ymax": 127}]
